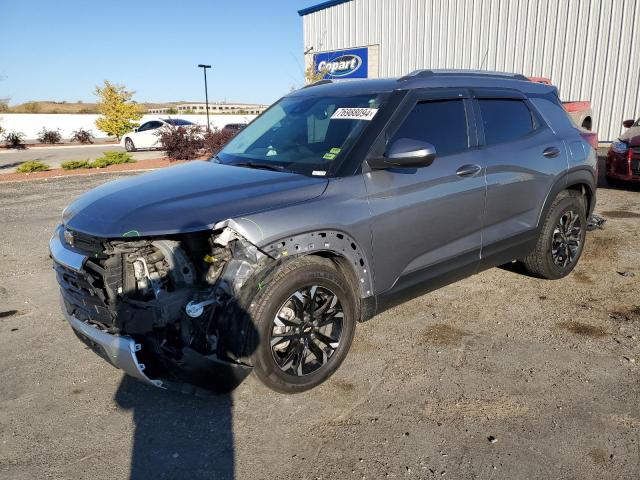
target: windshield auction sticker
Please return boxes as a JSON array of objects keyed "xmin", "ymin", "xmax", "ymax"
[{"xmin": 331, "ymin": 108, "xmax": 378, "ymax": 121}]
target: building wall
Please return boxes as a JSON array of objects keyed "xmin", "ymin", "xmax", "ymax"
[
  {"xmin": 302, "ymin": 0, "xmax": 640, "ymax": 141},
  {"xmin": 149, "ymin": 104, "xmax": 268, "ymax": 115},
  {"xmin": 0, "ymin": 114, "xmax": 256, "ymax": 139}
]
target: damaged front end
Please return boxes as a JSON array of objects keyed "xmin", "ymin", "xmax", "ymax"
[{"xmin": 50, "ymin": 224, "xmax": 272, "ymax": 392}]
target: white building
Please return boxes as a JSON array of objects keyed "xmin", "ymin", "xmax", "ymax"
[
  {"xmin": 148, "ymin": 103, "xmax": 268, "ymax": 115},
  {"xmin": 300, "ymin": 0, "xmax": 640, "ymax": 141}
]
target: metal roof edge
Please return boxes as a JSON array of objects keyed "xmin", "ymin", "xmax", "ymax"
[{"xmin": 298, "ymin": 0, "xmax": 352, "ymax": 17}]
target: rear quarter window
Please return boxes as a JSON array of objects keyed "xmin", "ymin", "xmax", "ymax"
[
  {"xmin": 478, "ymin": 99, "xmax": 535, "ymax": 145},
  {"xmin": 527, "ymin": 97, "xmax": 576, "ymax": 136}
]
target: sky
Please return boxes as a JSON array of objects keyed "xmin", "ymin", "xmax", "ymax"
[{"xmin": 0, "ymin": 0, "xmax": 318, "ymax": 105}]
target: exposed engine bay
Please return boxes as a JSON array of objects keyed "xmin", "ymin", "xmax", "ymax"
[{"xmin": 55, "ymin": 227, "xmax": 274, "ymax": 392}]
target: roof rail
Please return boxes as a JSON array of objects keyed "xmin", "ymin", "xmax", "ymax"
[
  {"xmin": 398, "ymin": 69, "xmax": 529, "ymax": 82},
  {"xmin": 302, "ymin": 79, "xmax": 333, "ymax": 89}
]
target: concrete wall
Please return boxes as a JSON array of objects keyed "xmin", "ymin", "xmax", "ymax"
[
  {"xmin": 302, "ymin": 0, "xmax": 640, "ymax": 141},
  {"xmin": 0, "ymin": 114, "xmax": 258, "ymax": 140}
]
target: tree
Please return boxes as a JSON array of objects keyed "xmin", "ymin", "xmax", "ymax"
[
  {"xmin": 94, "ymin": 80, "xmax": 143, "ymax": 139},
  {"xmin": 166, "ymin": 107, "xmax": 178, "ymax": 114},
  {"xmin": 304, "ymin": 62, "xmax": 327, "ymax": 85}
]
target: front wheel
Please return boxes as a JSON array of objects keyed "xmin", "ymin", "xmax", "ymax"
[
  {"xmin": 522, "ymin": 190, "xmax": 587, "ymax": 279},
  {"xmin": 248, "ymin": 256, "xmax": 358, "ymax": 393},
  {"xmin": 606, "ymin": 176, "xmax": 627, "ymax": 189}
]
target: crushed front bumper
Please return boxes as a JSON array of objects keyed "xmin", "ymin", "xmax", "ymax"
[
  {"xmin": 50, "ymin": 226, "xmax": 253, "ymax": 393},
  {"xmin": 62, "ymin": 304, "xmax": 165, "ymax": 388},
  {"xmin": 51, "ymin": 228, "xmax": 163, "ymax": 386}
]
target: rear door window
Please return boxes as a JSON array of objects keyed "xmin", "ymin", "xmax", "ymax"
[
  {"xmin": 478, "ymin": 99, "xmax": 535, "ymax": 145},
  {"xmin": 390, "ymin": 99, "xmax": 469, "ymax": 157}
]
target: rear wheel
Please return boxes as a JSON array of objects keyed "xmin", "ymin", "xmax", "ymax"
[
  {"xmin": 522, "ymin": 190, "xmax": 587, "ymax": 279},
  {"xmin": 124, "ymin": 138, "xmax": 136, "ymax": 152},
  {"xmin": 248, "ymin": 256, "xmax": 357, "ymax": 393}
]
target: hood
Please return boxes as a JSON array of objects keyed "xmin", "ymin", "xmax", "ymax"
[
  {"xmin": 63, "ymin": 161, "xmax": 328, "ymax": 237},
  {"xmin": 619, "ymin": 126, "xmax": 640, "ymax": 147}
]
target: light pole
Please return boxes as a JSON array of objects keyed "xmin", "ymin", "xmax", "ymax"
[{"xmin": 198, "ymin": 64, "xmax": 211, "ymax": 131}]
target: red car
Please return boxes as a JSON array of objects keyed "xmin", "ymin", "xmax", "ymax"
[{"xmin": 606, "ymin": 118, "xmax": 640, "ymax": 184}]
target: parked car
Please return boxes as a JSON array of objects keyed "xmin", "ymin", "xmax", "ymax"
[
  {"xmin": 222, "ymin": 123, "xmax": 248, "ymax": 133},
  {"xmin": 606, "ymin": 117, "xmax": 640, "ymax": 184},
  {"xmin": 51, "ymin": 70, "xmax": 596, "ymax": 394},
  {"xmin": 121, "ymin": 118, "xmax": 196, "ymax": 151},
  {"xmin": 528, "ymin": 77, "xmax": 594, "ymax": 131}
]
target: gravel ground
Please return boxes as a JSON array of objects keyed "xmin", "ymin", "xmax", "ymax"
[{"xmin": 0, "ymin": 164, "xmax": 638, "ymax": 480}]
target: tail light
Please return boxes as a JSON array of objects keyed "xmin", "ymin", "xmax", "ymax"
[
  {"xmin": 580, "ymin": 130, "xmax": 598, "ymax": 150},
  {"xmin": 579, "ymin": 130, "xmax": 599, "ymax": 180}
]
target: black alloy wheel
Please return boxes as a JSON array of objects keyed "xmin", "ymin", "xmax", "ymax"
[
  {"xmin": 270, "ymin": 285, "xmax": 344, "ymax": 377},
  {"xmin": 551, "ymin": 210, "xmax": 583, "ymax": 268}
]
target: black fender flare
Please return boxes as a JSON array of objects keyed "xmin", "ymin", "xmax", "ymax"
[{"xmin": 537, "ymin": 168, "xmax": 596, "ymax": 228}]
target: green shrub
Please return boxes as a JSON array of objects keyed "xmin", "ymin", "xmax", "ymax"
[
  {"xmin": 61, "ymin": 159, "xmax": 92, "ymax": 170},
  {"xmin": 16, "ymin": 161, "xmax": 49, "ymax": 173},
  {"xmin": 90, "ymin": 150, "xmax": 135, "ymax": 168}
]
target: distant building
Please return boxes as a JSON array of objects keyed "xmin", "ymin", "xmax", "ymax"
[{"xmin": 148, "ymin": 102, "xmax": 268, "ymax": 115}]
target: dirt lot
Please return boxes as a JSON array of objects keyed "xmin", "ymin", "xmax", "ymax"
[{"xmin": 0, "ymin": 165, "xmax": 638, "ymax": 480}]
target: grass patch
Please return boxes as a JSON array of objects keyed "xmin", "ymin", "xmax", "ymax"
[
  {"xmin": 90, "ymin": 150, "xmax": 135, "ymax": 168},
  {"xmin": 17, "ymin": 151, "xmax": 135, "ymax": 174},
  {"xmin": 16, "ymin": 161, "xmax": 49, "ymax": 173},
  {"xmin": 61, "ymin": 159, "xmax": 92, "ymax": 170}
]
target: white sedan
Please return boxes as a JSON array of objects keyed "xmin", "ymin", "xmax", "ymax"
[{"xmin": 120, "ymin": 118, "xmax": 196, "ymax": 151}]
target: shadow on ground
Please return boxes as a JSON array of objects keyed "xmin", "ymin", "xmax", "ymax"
[
  {"xmin": 0, "ymin": 161, "xmax": 27, "ymax": 170},
  {"xmin": 115, "ymin": 376, "xmax": 235, "ymax": 480}
]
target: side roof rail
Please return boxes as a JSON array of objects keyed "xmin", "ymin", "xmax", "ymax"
[
  {"xmin": 302, "ymin": 79, "xmax": 333, "ymax": 89},
  {"xmin": 398, "ymin": 69, "xmax": 529, "ymax": 82}
]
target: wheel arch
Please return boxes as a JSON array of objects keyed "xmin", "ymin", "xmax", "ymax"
[
  {"xmin": 261, "ymin": 229, "xmax": 374, "ymax": 300},
  {"xmin": 538, "ymin": 169, "xmax": 596, "ymax": 228},
  {"xmin": 566, "ymin": 181, "xmax": 594, "ymax": 216}
]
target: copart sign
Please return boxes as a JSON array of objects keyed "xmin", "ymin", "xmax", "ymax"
[{"xmin": 314, "ymin": 47, "xmax": 369, "ymax": 79}]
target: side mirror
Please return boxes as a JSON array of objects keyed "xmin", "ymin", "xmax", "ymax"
[
  {"xmin": 134, "ymin": 128, "xmax": 139, "ymax": 132},
  {"xmin": 622, "ymin": 119, "xmax": 635, "ymax": 129},
  {"xmin": 368, "ymin": 138, "xmax": 437, "ymax": 170}
]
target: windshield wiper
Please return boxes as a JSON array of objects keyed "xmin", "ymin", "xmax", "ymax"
[{"xmin": 232, "ymin": 161, "xmax": 289, "ymax": 172}]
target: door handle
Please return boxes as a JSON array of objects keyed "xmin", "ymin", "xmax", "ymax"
[
  {"xmin": 543, "ymin": 146, "xmax": 561, "ymax": 158},
  {"xmin": 456, "ymin": 164, "xmax": 482, "ymax": 177}
]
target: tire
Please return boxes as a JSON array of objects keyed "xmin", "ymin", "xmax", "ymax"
[
  {"xmin": 522, "ymin": 190, "xmax": 587, "ymax": 279},
  {"xmin": 606, "ymin": 176, "xmax": 626, "ymax": 189},
  {"xmin": 247, "ymin": 256, "xmax": 358, "ymax": 393},
  {"xmin": 124, "ymin": 138, "xmax": 136, "ymax": 152}
]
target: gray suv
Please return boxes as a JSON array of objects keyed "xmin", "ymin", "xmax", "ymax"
[{"xmin": 50, "ymin": 70, "xmax": 597, "ymax": 393}]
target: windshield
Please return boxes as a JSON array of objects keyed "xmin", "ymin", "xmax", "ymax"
[{"xmin": 216, "ymin": 93, "xmax": 386, "ymax": 176}]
